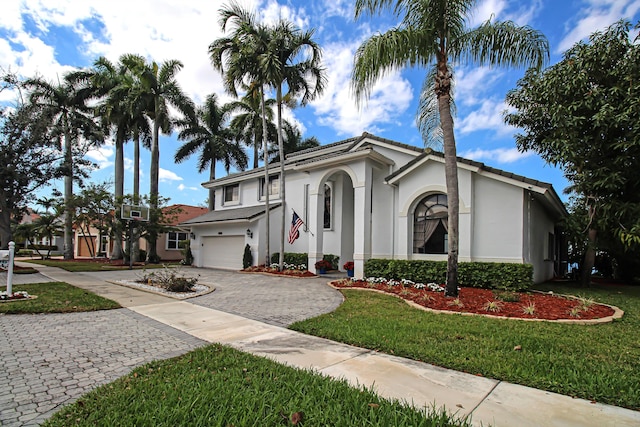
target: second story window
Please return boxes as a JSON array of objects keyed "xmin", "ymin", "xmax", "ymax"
[
  {"xmin": 224, "ymin": 184, "xmax": 239, "ymax": 204},
  {"xmin": 259, "ymin": 175, "xmax": 280, "ymax": 199}
]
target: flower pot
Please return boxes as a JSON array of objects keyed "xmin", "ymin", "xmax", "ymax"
[
  {"xmin": 318, "ymin": 268, "xmax": 326, "ymax": 274},
  {"xmin": 347, "ymin": 269, "xmax": 354, "ymax": 277}
]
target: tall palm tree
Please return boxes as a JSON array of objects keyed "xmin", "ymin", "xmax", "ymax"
[
  {"xmin": 227, "ymin": 86, "xmax": 277, "ymax": 169},
  {"xmin": 25, "ymin": 74, "xmax": 103, "ymax": 259},
  {"xmin": 130, "ymin": 58, "xmax": 195, "ymax": 262},
  {"xmin": 260, "ymin": 18, "xmax": 327, "ymax": 271},
  {"xmin": 210, "ymin": 1, "xmax": 275, "ymax": 265},
  {"xmin": 175, "ymin": 94, "xmax": 248, "ymax": 210},
  {"xmin": 352, "ymin": 0, "xmax": 548, "ymax": 296}
]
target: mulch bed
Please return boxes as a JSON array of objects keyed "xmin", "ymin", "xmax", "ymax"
[
  {"xmin": 241, "ymin": 265, "xmax": 317, "ymax": 278},
  {"xmin": 331, "ymin": 279, "xmax": 616, "ymax": 321}
]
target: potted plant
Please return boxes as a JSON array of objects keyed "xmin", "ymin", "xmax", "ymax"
[
  {"xmin": 343, "ymin": 261, "xmax": 354, "ymax": 277},
  {"xmin": 315, "ymin": 259, "xmax": 332, "ymax": 274}
]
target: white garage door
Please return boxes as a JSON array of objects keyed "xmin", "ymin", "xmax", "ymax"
[{"xmin": 201, "ymin": 235, "xmax": 245, "ymax": 270}]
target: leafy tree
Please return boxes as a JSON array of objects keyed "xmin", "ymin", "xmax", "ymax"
[
  {"xmin": 505, "ymin": 20, "xmax": 640, "ymax": 285},
  {"xmin": 74, "ymin": 182, "xmax": 114, "ymax": 258},
  {"xmin": 227, "ymin": 86, "xmax": 277, "ymax": 169},
  {"xmin": 25, "ymin": 73, "xmax": 103, "ymax": 259},
  {"xmin": 0, "ymin": 83, "xmax": 63, "ymax": 249},
  {"xmin": 175, "ymin": 94, "xmax": 248, "ymax": 211},
  {"xmin": 352, "ymin": 0, "xmax": 548, "ymax": 295}
]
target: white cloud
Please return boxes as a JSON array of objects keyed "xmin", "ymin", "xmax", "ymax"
[
  {"xmin": 461, "ymin": 147, "xmax": 533, "ymax": 163},
  {"xmin": 159, "ymin": 168, "xmax": 183, "ymax": 182},
  {"xmin": 458, "ymin": 99, "xmax": 515, "ymax": 135},
  {"xmin": 557, "ymin": 0, "xmax": 640, "ymax": 53},
  {"xmin": 85, "ymin": 144, "xmax": 114, "ymax": 170},
  {"xmin": 454, "ymin": 66, "xmax": 504, "ymax": 106},
  {"xmin": 177, "ymin": 183, "xmax": 199, "ymax": 191},
  {"xmin": 311, "ymin": 40, "xmax": 413, "ymax": 135}
]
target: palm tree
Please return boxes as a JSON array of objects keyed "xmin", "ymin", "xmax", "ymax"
[
  {"xmin": 259, "ymin": 18, "xmax": 327, "ymax": 271},
  {"xmin": 25, "ymin": 74, "xmax": 103, "ymax": 259},
  {"xmin": 210, "ymin": 1, "xmax": 275, "ymax": 265},
  {"xmin": 352, "ymin": 0, "xmax": 548, "ymax": 296},
  {"xmin": 129, "ymin": 58, "xmax": 195, "ymax": 262},
  {"xmin": 268, "ymin": 121, "xmax": 320, "ymax": 162},
  {"xmin": 175, "ymin": 94, "xmax": 248, "ymax": 210},
  {"xmin": 227, "ymin": 86, "xmax": 277, "ymax": 169}
]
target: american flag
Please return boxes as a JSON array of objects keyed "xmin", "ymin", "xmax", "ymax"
[{"xmin": 288, "ymin": 211, "xmax": 304, "ymax": 244}]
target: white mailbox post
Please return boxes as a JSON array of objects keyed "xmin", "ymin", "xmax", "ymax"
[{"xmin": 1, "ymin": 241, "xmax": 16, "ymax": 295}]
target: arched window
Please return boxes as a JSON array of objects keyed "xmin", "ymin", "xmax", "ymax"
[{"xmin": 413, "ymin": 194, "xmax": 448, "ymax": 254}]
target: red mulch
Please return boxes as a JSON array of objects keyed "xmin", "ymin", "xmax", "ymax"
[
  {"xmin": 242, "ymin": 265, "xmax": 317, "ymax": 278},
  {"xmin": 331, "ymin": 279, "xmax": 615, "ymax": 321}
]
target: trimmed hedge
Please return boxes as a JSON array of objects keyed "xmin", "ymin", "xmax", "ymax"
[
  {"xmin": 364, "ymin": 259, "xmax": 533, "ymax": 291},
  {"xmin": 270, "ymin": 253, "xmax": 340, "ymax": 270},
  {"xmin": 271, "ymin": 252, "xmax": 309, "ymax": 266}
]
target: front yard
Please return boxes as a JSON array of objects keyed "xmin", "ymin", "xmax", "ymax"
[{"xmin": 290, "ymin": 281, "xmax": 640, "ymax": 410}]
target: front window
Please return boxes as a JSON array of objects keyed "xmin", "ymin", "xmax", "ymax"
[
  {"xmin": 100, "ymin": 236, "xmax": 108, "ymax": 253},
  {"xmin": 224, "ymin": 184, "xmax": 239, "ymax": 204},
  {"xmin": 413, "ymin": 194, "xmax": 448, "ymax": 254},
  {"xmin": 259, "ymin": 175, "xmax": 280, "ymax": 199},
  {"xmin": 324, "ymin": 183, "xmax": 332, "ymax": 229},
  {"xmin": 167, "ymin": 231, "xmax": 188, "ymax": 250}
]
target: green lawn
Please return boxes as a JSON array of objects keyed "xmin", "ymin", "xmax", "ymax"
[
  {"xmin": 43, "ymin": 344, "xmax": 471, "ymax": 427},
  {"xmin": 290, "ymin": 282, "xmax": 640, "ymax": 410},
  {"xmin": 24, "ymin": 259, "xmax": 179, "ymax": 272},
  {"xmin": 0, "ymin": 282, "xmax": 120, "ymax": 314}
]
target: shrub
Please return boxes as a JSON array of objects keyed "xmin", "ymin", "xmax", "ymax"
[
  {"xmin": 315, "ymin": 259, "xmax": 332, "ymax": 270},
  {"xmin": 323, "ymin": 254, "xmax": 340, "ymax": 270},
  {"xmin": 139, "ymin": 265, "xmax": 198, "ymax": 292},
  {"xmin": 180, "ymin": 241, "xmax": 194, "ymax": 266},
  {"xmin": 243, "ymin": 244, "xmax": 253, "ymax": 269},
  {"xmin": 271, "ymin": 252, "xmax": 308, "ymax": 266},
  {"xmin": 363, "ymin": 259, "xmax": 533, "ymax": 291}
]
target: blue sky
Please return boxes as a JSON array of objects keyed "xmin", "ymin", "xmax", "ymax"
[{"xmin": 1, "ymin": 0, "xmax": 639, "ymax": 208}]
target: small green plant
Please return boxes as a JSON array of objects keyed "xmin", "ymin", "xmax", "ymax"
[
  {"xmin": 577, "ymin": 296, "xmax": 596, "ymax": 311},
  {"xmin": 399, "ymin": 289, "xmax": 412, "ymax": 297},
  {"xmin": 180, "ymin": 240, "xmax": 194, "ymax": 266},
  {"xmin": 242, "ymin": 244, "xmax": 253, "ymax": 269},
  {"xmin": 366, "ymin": 281, "xmax": 378, "ymax": 288},
  {"xmin": 493, "ymin": 290, "xmax": 521, "ymax": 302},
  {"xmin": 417, "ymin": 294, "xmax": 434, "ymax": 305},
  {"xmin": 447, "ymin": 298, "xmax": 464, "ymax": 308},
  {"xmin": 483, "ymin": 300, "xmax": 503, "ymax": 312},
  {"xmin": 521, "ymin": 303, "xmax": 536, "ymax": 315},
  {"xmin": 569, "ymin": 306, "xmax": 582, "ymax": 318}
]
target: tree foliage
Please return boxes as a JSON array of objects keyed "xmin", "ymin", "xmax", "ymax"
[
  {"xmin": 0, "ymin": 81, "xmax": 63, "ymax": 249},
  {"xmin": 505, "ymin": 20, "xmax": 640, "ymax": 281}
]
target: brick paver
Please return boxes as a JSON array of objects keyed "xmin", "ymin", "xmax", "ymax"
[{"xmin": 0, "ymin": 267, "xmax": 344, "ymax": 426}]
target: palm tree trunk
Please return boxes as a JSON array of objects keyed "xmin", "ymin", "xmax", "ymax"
[
  {"xmin": 253, "ymin": 129, "xmax": 259, "ymax": 169},
  {"xmin": 147, "ymin": 109, "xmax": 161, "ymax": 263},
  {"xmin": 581, "ymin": 201, "xmax": 597, "ymax": 286},
  {"xmin": 110, "ymin": 138, "xmax": 124, "ymax": 260},
  {"xmin": 261, "ymin": 87, "xmax": 270, "ymax": 266},
  {"xmin": 132, "ymin": 133, "xmax": 140, "ymax": 263},
  {"xmin": 277, "ymin": 85, "xmax": 285, "ymax": 271},
  {"xmin": 63, "ymin": 124, "xmax": 74, "ymax": 260},
  {"xmin": 437, "ymin": 61, "xmax": 459, "ymax": 297}
]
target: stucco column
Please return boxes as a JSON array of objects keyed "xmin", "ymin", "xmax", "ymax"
[
  {"xmin": 353, "ymin": 166, "xmax": 372, "ymax": 278},
  {"xmin": 307, "ymin": 187, "xmax": 324, "ymax": 272}
]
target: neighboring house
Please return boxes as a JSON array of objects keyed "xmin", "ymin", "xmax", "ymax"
[
  {"xmin": 182, "ymin": 133, "xmax": 567, "ymax": 283},
  {"xmin": 150, "ymin": 204, "xmax": 208, "ymax": 261},
  {"xmin": 74, "ymin": 204, "xmax": 207, "ymax": 260},
  {"xmin": 15, "ymin": 209, "xmax": 64, "ymax": 252}
]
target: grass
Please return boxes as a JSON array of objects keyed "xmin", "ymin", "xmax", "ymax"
[
  {"xmin": 0, "ymin": 282, "xmax": 120, "ymax": 314},
  {"xmin": 24, "ymin": 259, "xmax": 180, "ymax": 272},
  {"xmin": 290, "ymin": 282, "xmax": 640, "ymax": 410},
  {"xmin": 43, "ymin": 344, "xmax": 471, "ymax": 427}
]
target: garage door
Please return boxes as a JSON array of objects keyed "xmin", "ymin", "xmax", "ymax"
[{"xmin": 201, "ymin": 235, "xmax": 245, "ymax": 270}]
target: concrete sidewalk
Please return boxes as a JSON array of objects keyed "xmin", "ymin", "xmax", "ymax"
[{"xmin": 14, "ymin": 264, "xmax": 640, "ymax": 426}]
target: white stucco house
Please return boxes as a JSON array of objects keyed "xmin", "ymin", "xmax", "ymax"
[{"xmin": 182, "ymin": 133, "xmax": 567, "ymax": 283}]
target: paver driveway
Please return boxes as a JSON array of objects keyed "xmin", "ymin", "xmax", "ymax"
[{"xmin": 0, "ymin": 267, "xmax": 343, "ymax": 426}]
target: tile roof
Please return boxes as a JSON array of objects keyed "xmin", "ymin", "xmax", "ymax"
[
  {"xmin": 163, "ymin": 204, "xmax": 209, "ymax": 226},
  {"xmin": 180, "ymin": 204, "xmax": 282, "ymax": 225}
]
